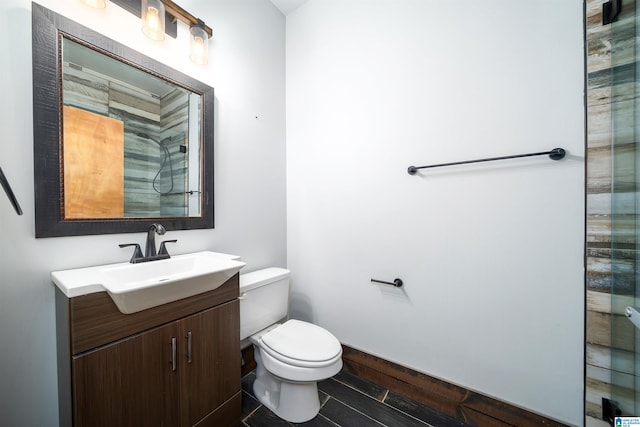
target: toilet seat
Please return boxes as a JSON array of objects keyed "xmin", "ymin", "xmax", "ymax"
[{"xmin": 259, "ymin": 320, "xmax": 342, "ymax": 368}]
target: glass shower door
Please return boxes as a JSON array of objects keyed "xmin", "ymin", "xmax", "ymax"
[{"xmin": 611, "ymin": 0, "xmax": 640, "ymax": 416}]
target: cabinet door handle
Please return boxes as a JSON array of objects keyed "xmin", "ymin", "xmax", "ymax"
[
  {"xmin": 170, "ymin": 337, "xmax": 177, "ymax": 372},
  {"xmin": 186, "ymin": 331, "xmax": 192, "ymax": 364}
]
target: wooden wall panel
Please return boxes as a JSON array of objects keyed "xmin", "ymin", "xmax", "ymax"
[
  {"xmin": 62, "ymin": 106, "xmax": 124, "ymax": 218},
  {"xmin": 340, "ymin": 346, "xmax": 568, "ymax": 427}
]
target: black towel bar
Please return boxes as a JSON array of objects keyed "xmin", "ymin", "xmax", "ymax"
[{"xmin": 407, "ymin": 148, "xmax": 566, "ymax": 175}]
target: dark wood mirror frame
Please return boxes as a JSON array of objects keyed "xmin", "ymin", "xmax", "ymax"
[{"xmin": 32, "ymin": 3, "xmax": 214, "ymax": 238}]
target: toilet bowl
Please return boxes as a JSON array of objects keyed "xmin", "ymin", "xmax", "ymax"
[{"xmin": 240, "ymin": 268, "xmax": 343, "ymax": 423}]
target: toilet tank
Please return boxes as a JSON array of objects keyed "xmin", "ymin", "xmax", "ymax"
[{"xmin": 239, "ymin": 267, "xmax": 290, "ymax": 341}]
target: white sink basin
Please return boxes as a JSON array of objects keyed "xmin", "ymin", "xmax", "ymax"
[{"xmin": 52, "ymin": 251, "xmax": 246, "ymax": 314}]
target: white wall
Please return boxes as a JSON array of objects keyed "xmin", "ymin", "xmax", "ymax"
[
  {"xmin": 0, "ymin": 0, "xmax": 285, "ymax": 425},
  {"xmin": 286, "ymin": 0, "xmax": 585, "ymax": 425}
]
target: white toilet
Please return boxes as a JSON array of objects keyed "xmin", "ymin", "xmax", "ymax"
[{"xmin": 239, "ymin": 268, "xmax": 343, "ymax": 423}]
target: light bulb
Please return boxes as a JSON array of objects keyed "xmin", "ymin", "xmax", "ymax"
[
  {"xmin": 190, "ymin": 23, "xmax": 209, "ymax": 65},
  {"xmin": 141, "ymin": 0, "xmax": 165, "ymax": 41}
]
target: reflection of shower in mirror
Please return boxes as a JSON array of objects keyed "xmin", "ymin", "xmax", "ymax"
[
  {"xmin": 137, "ymin": 133, "xmax": 175, "ymax": 195},
  {"xmin": 60, "ymin": 36, "xmax": 200, "ymax": 218}
]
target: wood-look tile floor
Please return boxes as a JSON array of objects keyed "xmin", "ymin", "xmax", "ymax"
[{"xmin": 241, "ymin": 370, "xmax": 471, "ymax": 427}]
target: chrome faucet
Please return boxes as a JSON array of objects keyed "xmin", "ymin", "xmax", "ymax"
[
  {"xmin": 145, "ymin": 223, "xmax": 166, "ymax": 257},
  {"xmin": 119, "ymin": 223, "xmax": 177, "ymax": 263}
]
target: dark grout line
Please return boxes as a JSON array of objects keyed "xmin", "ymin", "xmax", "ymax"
[
  {"xmin": 328, "ymin": 376, "xmax": 432, "ymax": 426},
  {"xmin": 307, "ymin": 411, "xmax": 342, "ymax": 427},
  {"xmin": 242, "ymin": 402, "xmax": 262, "ymax": 422},
  {"xmin": 330, "ymin": 376, "xmax": 384, "ymax": 402},
  {"xmin": 322, "ymin": 395, "xmax": 393, "ymax": 427},
  {"xmin": 325, "ymin": 378, "xmax": 431, "ymax": 427}
]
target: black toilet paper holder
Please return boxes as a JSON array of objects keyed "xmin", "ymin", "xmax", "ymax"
[{"xmin": 371, "ymin": 278, "xmax": 403, "ymax": 288}]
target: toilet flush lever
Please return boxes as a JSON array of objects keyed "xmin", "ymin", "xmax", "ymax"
[{"xmin": 238, "ymin": 292, "xmax": 248, "ymax": 300}]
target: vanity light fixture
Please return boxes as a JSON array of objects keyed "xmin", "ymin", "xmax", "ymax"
[
  {"xmin": 80, "ymin": 0, "xmax": 106, "ymax": 9},
  {"xmin": 141, "ymin": 0, "xmax": 166, "ymax": 41},
  {"xmin": 86, "ymin": 0, "xmax": 214, "ymax": 64}
]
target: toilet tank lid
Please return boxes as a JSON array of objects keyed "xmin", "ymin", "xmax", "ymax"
[{"xmin": 239, "ymin": 267, "xmax": 290, "ymax": 292}]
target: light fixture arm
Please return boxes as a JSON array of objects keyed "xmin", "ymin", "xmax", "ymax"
[{"xmin": 162, "ymin": 0, "xmax": 212, "ymax": 38}]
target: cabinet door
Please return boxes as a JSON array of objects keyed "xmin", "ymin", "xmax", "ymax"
[
  {"xmin": 73, "ymin": 322, "xmax": 180, "ymax": 427},
  {"xmin": 179, "ymin": 300, "xmax": 240, "ymax": 426}
]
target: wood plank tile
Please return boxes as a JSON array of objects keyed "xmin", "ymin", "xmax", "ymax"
[
  {"xmin": 586, "ymin": 289, "xmax": 611, "ymax": 314},
  {"xmin": 586, "ymin": 146, "xmax": 612, "ymax": 194},
  {"xmin": 586, "ymin": 216, "xmax": 612, "ymax": 244},
  {"xmin": 318, "ymin": 378, "xmax": 429, "ymax": 427},
  {"xmin": 587, "ymin": 259, "xmax": 611, "ymax": 292},
  {"xmin": 586, "ymin": 343, "xmax": 612, "ymax": 370},
  {"xmin": 244, "ymin": 406, "xmax": 293, "ymax": 427},
  {"xmin": 294, "ymin": 414, "xmax": 342, "ymax": 427},
  {"xmin": 384, "ymin": 391, "xmax": 470, "ymax": 427},
  {"xmin": 587, "ymin": 85, "xmax": 611, "ymax": 109},
  {"xmin": 585, "ymin": 0, "xmax": 611, "ymax": 39},
  {"xmin": 587, "ymin": 310, "xmax": 612, "ymax": 347},
  {"xmin": 587, "ymin": 289, "xmax": 634, "ymax": 315},
  {"xmin": 242, "ymin": 390, "xmax": 261, "ymax": 421},
  {"xmin": 317, "ymin": 398, "xmax": 385, "ymax": 427},
  {"xmin": 587, "ymin": 415, "xmax": 613, "ymax": 427},
  {"xmin": 332, "ymin": 370, "xmax": 387, "ymax": 401},
  {"xmin": 461, "ymin": 392, "xmax": 567, "ymax": 427},
  {"xmin": 611, "ymin": 377, "xmax": 636, "ymax": 416},
  {"xmin": 587, "ymin": 311, "xmax": 635, "ymax": 351},
  {"xmin": 585, "ymin": 113, "xmax": 611, "ymax": 152},
  {"xmin": 458, "ymin": 406, "xmax": 515, "ymax": 427}
]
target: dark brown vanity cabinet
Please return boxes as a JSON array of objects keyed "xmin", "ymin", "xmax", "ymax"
[
  {"xmin": 72, "ymin": 320, "xmax": 180, "ymax": 426},
  {"xmin": 56, "ymin": 276, "xmax": 241, "ymax": 427}
]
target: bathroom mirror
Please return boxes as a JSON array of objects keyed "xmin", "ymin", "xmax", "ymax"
[{"xmin": 32, "ymin": 3, "xmax": 214, "ymax": 237}]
